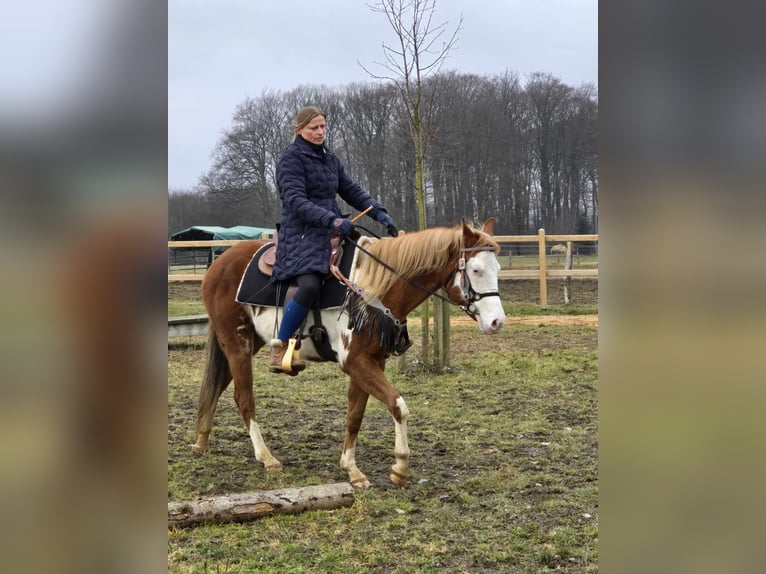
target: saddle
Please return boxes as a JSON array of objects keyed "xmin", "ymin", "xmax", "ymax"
[
  {"xmin": 256, "ymin": 243, "xmax": 278, "ymax": 275},
  {"xmin": 253, "ymin": 234, "xmax": 344, "ymax": 278},
  {"xmin": 235, "ymin": 234, "xmax": 354, "ymax": 309}
]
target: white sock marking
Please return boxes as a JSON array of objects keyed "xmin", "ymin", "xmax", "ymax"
[
  {"xmin": 393, "ymin": 397, "xmax": 410, "ymax": 461},
  {"xmin": 248, "ymin": 419, "xmax": 270, "ymax": 462}
]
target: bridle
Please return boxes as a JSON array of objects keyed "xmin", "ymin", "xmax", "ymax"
[
  {"xmin": 452, "ymin": 246, "xmax": 502, "ymax": 319},
  {"xmin": 338, "ymin": 233, "xmax": 501, "ymax": 321}
]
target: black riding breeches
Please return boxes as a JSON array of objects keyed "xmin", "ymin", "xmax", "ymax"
[{"xmin": 293, "ymin": 272, "xmax": 323, "ymax": 307}]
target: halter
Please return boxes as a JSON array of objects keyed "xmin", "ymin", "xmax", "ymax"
[{"xmin": 454, "ymin": 246, "xmax": 502, "ymax": 319}]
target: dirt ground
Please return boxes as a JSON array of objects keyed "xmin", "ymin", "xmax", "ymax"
[
  {"xmin": 168, "ymin": 275, "xmax": 599, "ymax": 571},
  {"xmin": 500, "ymin": 277, "xmax": 598, "ymax": 306},
  {"xmin": 168, "ymin": 315, "xmax": 598, "ymax": 572}
]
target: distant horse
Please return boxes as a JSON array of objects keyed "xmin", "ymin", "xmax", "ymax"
[{"xmin": 192, "ymin": 218, "xmax": 506, "ymax": 488}]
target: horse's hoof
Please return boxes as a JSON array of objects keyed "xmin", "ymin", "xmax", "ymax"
[
  {"xmin": 390, "ymin": 469, "xmax": 408, "ymax": 487},
  {"xmin": 190, "ymin": 444, "xmax": 207, "ymax": 454},
  {"xmin": 264, "ymin": 461, "xmax": 282, "ymax": 472},
  {"xmin": 351, "ymin": 477, "xmax": 371, "ymax": 489}
]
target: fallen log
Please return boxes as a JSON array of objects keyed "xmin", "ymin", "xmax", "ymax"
[{"xmin": 168, "ymin": 482, "xmax": 354, "ymax": 528}]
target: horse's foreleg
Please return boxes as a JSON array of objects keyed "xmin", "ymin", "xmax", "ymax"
[
  {"xmin": 390, "ymin": 396, "xmax": 411, "ymax": 486},
  {"xmin": 345, "ymin": 359, "xmax": 411, "ymax": 487},
  {"xmin": 340, "ymin": 382, "xmax": 371, "ymax": 488}
]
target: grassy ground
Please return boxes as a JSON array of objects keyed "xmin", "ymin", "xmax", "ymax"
[{"xmin": 168, "ymin": 320, "xmax": 598, "ymax": 573}]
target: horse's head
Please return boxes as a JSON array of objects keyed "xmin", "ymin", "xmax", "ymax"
[{"xmin": 447, "ymin": 217, "xmax": 506, "ymax": 334}]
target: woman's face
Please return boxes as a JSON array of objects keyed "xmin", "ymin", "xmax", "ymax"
[{"xmin": 297, "ymin": 115, "xmax": 326, "ymax": 145}]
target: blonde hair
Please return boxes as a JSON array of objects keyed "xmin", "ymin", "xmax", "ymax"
[{"xmin": 293, "ymin": 106, "xmax": 326, "ymax": 141}]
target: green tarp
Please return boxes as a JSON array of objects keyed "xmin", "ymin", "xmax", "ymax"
[{"xmin": 170, "ymin": 225, "xmax": 275, "ymax": 241}]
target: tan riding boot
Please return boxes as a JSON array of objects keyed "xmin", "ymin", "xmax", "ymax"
[{"xmin": 268, "ymin": 339, "xmax": 306, "ymax": 375}]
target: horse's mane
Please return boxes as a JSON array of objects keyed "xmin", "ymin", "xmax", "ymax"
[{"xmin": 354, "ymin": 223, "xmax": 498, "ymax": 302}]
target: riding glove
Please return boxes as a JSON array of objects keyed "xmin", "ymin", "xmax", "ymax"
[
  {"xmin": 331, "ymin": 218, "xmax": 356, "ymax": 237},
  {"xmin": 370, "ymin": 207, "xmax": 399, "ymax": 237}
]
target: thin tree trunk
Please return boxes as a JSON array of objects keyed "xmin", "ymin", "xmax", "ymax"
[{"xmin": 414, "ymin": 112, "xmax": 430, "ymax": 364}]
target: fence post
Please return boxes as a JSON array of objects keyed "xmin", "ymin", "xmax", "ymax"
[
  {"xmin": 564, "ymin": 241, "xmax": 573, "ymax": 304},
  {"xmin": 538, "ymin": 228, "xmax": 547, "ymax": 308}
]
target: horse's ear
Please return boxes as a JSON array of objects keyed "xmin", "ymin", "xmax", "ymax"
[
  {"xmin": 461, "ymin": 217, "xmax": 475, "ymax": 239},
  {"xmin": 480, "ymin": 217, "xmax": 496, "ymax": 235}
]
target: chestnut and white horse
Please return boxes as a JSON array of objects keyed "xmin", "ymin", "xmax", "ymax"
[{"xmin": 191, "ymin": 218, "xmax": 505, "ymax": 488}]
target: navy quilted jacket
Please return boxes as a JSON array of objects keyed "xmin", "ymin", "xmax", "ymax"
[{"xmin": 272, "ymin": 135, "xmax": 381, "ymax": 280}]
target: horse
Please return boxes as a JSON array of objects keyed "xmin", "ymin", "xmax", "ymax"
[{"xmin": 191, "ymin": 217, "xmax": 506, "ymax": 488}]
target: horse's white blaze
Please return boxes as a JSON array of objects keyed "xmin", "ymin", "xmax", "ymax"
[{"xmin": 464, "ymin": 251, "xmax": 506, "ymax": 334}]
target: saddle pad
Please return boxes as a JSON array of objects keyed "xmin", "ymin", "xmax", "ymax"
[{"xmin": 235, "ymin": 240, "xmax": 356, "ymax": 308}]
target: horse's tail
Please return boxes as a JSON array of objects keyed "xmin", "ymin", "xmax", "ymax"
[{"xmin": 193, "ymin": 328, "xmax": 232, "ymax": 452}]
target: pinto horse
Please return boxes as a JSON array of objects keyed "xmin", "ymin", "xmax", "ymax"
[{"xmin": 191, "ymin": 217, "xmax": 505, "ymax": 488}]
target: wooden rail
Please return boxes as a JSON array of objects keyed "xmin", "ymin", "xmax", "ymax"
[
  {"xmin": 488, "ymin": 230, "xmax": 598, "ymax": 307},
  {"xmin": 168, "ymin": 229, "xmax": 598, "ymax": 308}
]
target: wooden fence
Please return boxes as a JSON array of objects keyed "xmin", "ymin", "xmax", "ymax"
[
  {"xmin": 493, "ymin": 230, "xmax": 598, "ymax": 307},
  {"xmin": 168, "ymin": 229, "xmax": 598, "ymax": 307}
]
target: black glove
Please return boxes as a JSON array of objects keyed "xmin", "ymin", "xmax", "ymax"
[
  {"xmin": 331, "ymin": 218, "xmax": 356, "ymax": 237},
  {"xmin": 371, "ymin": 208, "xmax": 398, "ymax": 237}
]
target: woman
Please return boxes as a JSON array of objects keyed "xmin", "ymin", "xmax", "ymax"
[{"xmin": 269, "ymin": 105, "xmax": 398, "ymax": 374}]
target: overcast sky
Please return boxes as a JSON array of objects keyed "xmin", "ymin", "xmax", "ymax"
[{"xmin": 168, "ymin": 0, "xmax": 597, "ymax": 190}]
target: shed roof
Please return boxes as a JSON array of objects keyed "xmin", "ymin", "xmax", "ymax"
[{"xmin": 170, "ymin": 225, "xmax": 275, "ymax": 241}]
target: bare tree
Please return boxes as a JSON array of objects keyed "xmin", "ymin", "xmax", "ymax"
[
  {"xmin": 333, "ymin": 83, "xmax": 399, "ymax": 217},
  {"xmin": 363, "ymin": 0, "xmax": 462, "ymax": 370},
  {"xmin": 363, "ymin": 0, "xmax": 462, "ymax": 229},
  {"xmin": 199, "ymin": 91, "xmax": 295, "ymax": 227},
  {"xmin": 170, "ymin": 71, "xmax": 598, "ymax": 268}
]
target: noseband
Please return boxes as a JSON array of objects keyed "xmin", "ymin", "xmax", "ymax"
[{"xmin": 453, "ymin": 246, "xmax": 502, "ymax": 319}]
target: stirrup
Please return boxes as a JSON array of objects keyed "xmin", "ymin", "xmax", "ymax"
[{"xmin": 282, "ymin": 338, "xmax": 298, "ymax": 372}]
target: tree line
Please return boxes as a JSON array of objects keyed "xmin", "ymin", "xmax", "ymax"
[{"xmin": 169, "ymin": 71, "xmax": 597, "ymax": 237}]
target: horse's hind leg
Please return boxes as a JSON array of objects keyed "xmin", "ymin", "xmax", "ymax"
[
  {"xmin": 224, "ymin": 329, "xmax": 282, "ymax": 471},
  {"xmin": 192, "ymin": 330, "xmax": 232, "ymax": 453}
]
